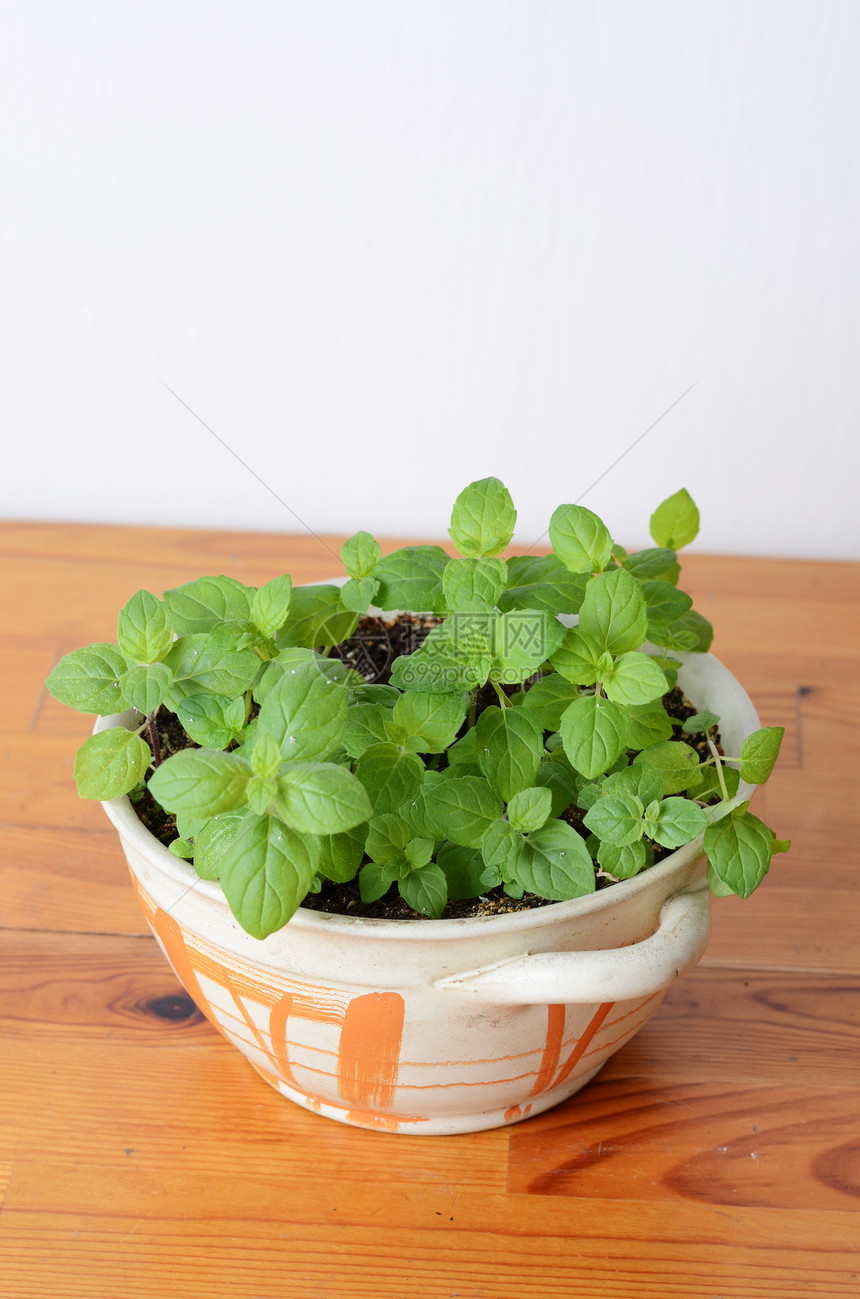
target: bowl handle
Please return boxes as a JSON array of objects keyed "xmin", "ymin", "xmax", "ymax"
[{"xmin": 433, "ymin": 888, "xmax": 711, "ymax": 1005}]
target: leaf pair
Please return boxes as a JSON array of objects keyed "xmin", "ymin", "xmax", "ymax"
[
  {"xmin": 146, "ymin": 662, "xmax": 374, "ymax": 938},
  {"xmin": 360, "ymin": 813, "xmax": 445, "ymax": 917},
  {"xmin": 582, "ymin": 763, "xmax": 708, "ymax": 881},
  {"xmin": 481, "ymin": 818, "xmax": 595, "ymax": 902}
]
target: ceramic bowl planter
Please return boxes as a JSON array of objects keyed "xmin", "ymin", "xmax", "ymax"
[{"xmin": 96, "ymin": 647, "xmax": 758, "ymax": 1137}]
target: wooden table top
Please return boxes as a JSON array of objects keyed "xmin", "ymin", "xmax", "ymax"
[{"xmin": 1, "ymin": 521, "xmax": 858, "ymax": 1298}]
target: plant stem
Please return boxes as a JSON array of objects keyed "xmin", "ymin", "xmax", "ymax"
[
  {"xmin": 706, "ymin": 738, "xmax": 729, "ymax": 801},
  {"xmin": 492, "ymin": 680, "xmax": 511, "ymax": 708},
  {"xmin": 147, "ymin": 712, "xmax": 162, "ymax": 768}
]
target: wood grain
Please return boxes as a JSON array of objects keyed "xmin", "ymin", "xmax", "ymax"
[{"xmin": 2, "ymin": 524, "xmax": 859, "ymax": 1298}]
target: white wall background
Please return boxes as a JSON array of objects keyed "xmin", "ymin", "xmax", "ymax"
[{"xmin": 3, "ymin": 0, "xmax": 859, "ymax": 559}]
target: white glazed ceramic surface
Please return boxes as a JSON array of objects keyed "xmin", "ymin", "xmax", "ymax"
[{"xmin": 97, "ymin": 650, "xmax": 758, "ymax": 1135}]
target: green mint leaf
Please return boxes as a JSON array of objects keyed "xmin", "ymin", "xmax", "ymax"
[
  {"xmin": 508, "ymin": 820, "xmax": 596, "ymax": 901},
  {"xmin": 503, "ymin": 881, "xmax": 525, "ymax": 900},
  {"xmin": 682, "ymin": 711, "xmax": 721, "ymax": 734},
  {"xmin": 365, "ymin": 812, "xmax": 412, "ymax": 866},
  {"xmin": 491, "ymin": 610, "xmax": 565, "ymax": 685},
  {"xmin": 703, "ymin": 808, "xmax": 775, "ymax": 899},
  {"xmin": 119, "ymin": 662, "xmax": 173, "ymax": 716},
  {"xmin": 315, "ymin": 826, "xmax": 366, "ymax": 883},
  {"xmin": 739, "ymin": 726, "xmax": 785, "ymax": 785},
  {"xmin": 444, "ymin": 727, "xmax": 481, "ymax": 771},
  {"xmin": 507, "ymin": 786, "xmax": 553, "ymax": 833},
  {"xmin": 340, "ymin": 576, "xmax": 379, "ymax": 614},
  {"xmin": 498, "ymin": 555, "xmax": 589, "ymax": 614},
  {"xmin": 399, "ymin": 863, "xmax": 447, "ymax": 918},
  {"xmin": 521, "ymin": 672, "xmax": 581, "ymax": 729},
  {"xmin": 359, "ymin": 861, "xmax": 402, "ymax": 904},
  {"xmin": 171, "ymin": 805, "xmax": 207, "ymax": 836},
  {"xmin": 480, "ymin": 820, "xmax": 523, "ymax": 881},
  {"xmin": 706, "ymin": 863, "xmax": 737, "ymax": 897},
  {"xmin": 442, "ymin": 556, "xmax": 508, "ymax": 611},
  {"xmin": 256, "ymin": 648, "xmax": 360, "ymax": 706},
  {"xmin": 399, "ymin": 769, "xmax": 444, "ymax": 839},
  {"xmin": 251, "ymin": 575, "xmax": 293, "ymax": 638},
  {"xmin": 404, "ymin": 837, "xmax": 435, "ymax": 869},
  {"xmin": 341, "ymin": 702, "xmax": 392, "ymax": 759},
  {"xmin": 73, "ymin": 728, "xmax": 151, "ymax": 800},
  {"xmin": 550, "ymin": 627, "xmax": 603, "ymax": 686},
  {"xmin": 276, "ymin": 585, "xmax": 359, "ymax": 649},
  {"xmin": 341, "ymin": 531, "xmax": 382, "ymax": 579},
  {"xmin": 168, "ymin": 837, "xmax": 195, "ymax": 860},
  {"xmin": 191, "ymin": 811, "xmax": 244, "ymax": 880},
  {"xmin": 174, "ymin": 693, "xmax": 246, "ymax": 749},
  {"xmin": 634, "ymin": 740, "xmax": 702, "ymax": 794},
  {"xmin": 449, "ymin": 477, "xmax": 517, "ymax": 558},
  {"xmin": 253, "ymin": 648, "xmax": 316, "ymax": 704},
  {"xmin": 163, "ymin": 575, "xmax": 254, "ymax": 636},
  {"xmin": 597, "ymin": 651, "xmax": 615, "ymax": 677},
  {"xmin": 597, "ymin": 839, "xmax": 648, "ymax": 881},
  {"xmin": 175, "ymin": 807, "xmax": 214, "ymax": 843},
  {"xmin": 603, "ymin": 761, "xmax": 664, "ymax": 806},
  {"xmin": 275, "ymin": 763, "xmax": 372, "ymax": 834},
  {"xmin": 640, "ymin": 580, "xmax": 693, "ymax": 637},
  {"xmin": 621, "ymin": 548, "xmax": 679, "ymax": 583},
  {"xmin": 46, "ymin": 643, "xmax": 129, "ymax": 716},
  {"xmin": 385, "ymin": 690, "xmax": 469, "ymax": 753},
  {"xmin": 624, "ymin": 699, "xmax": 674, "ymax": 750},
  {"xmin": 658, "ymin": 656, "xmax": 682, "ymax": 690},
  {"xmin": 390, "ymin": 618, "xmax": 492, "ymax": 693},
  {"xmin": 647, "ymin": 796, "xmax": 708, "ymax": 848},
  {"xmin": 649, "ymin": 488, "xmax": 700, "ymax": 550},
  {"xmin": 602, "ymin": 651, "xmax": 669, "ymax": 707},
  {"xmin": 583, "ymin": 792, "xmax": 644, "ymax": 846},
  {"xmin": 576, "ymin": 782, "xmax": 605, "ymax": 811},
  {"xmin": 421, "ymin": 774, "xmax": 503, "ymax": 848},
  {"xmin": 354, "ymin": 743, "xmax": 424, "ymax": 815},
  {"xmin": 648, "ymin": 624, "xmax": 697, "ymax": 653},
  {"xmin": 372, "ymin": 546, "xmax": 449, "ymax": 613},
  {"xmin": 350, "ymin": 683, "xmax": 400, "ymax": 707},
  {"xmin": 578, "ymin": 568, "xmax": 648, "ymax": 655},
  {"xmin": 650, "ymin": 608, "xmax": 714, "ymax": 653},
  {"xmin": 560, "ymin": 693, "xmax": 628, "ymax": 780},
  {"xmin": 205, "ymin": 622, "xmax": 266, "ymax": 658},
  {"xmin": 217, "ymin": 812, "xmax": 319, "ymax": 938},
  {"xmin": 164, "ymin": 635, "xmax": 259, "ymax": 705},
  {"xmin": 249, "ymin": 731, "xmax": 282, "ymax": 779},
  {"xmin": 549, "ymin": 504, "xmax": 613, "ymax": 575},
  {"xmin": 475, "ymin": 704, "xmax": 544, "ymax": 802},
  {"xmin": 148, "ymin": 748, "xmax": 251, "ymax": 819},
  {"xmin": 246, "ymin": 773, "xmax": 280, "ymax": 816},
  {"xmin": 117, "ymin": 589, "xmax": 173, "ymax": 663},
  {"xmin": 437, "ymin": 844, "xmax": 485, "ymax": 901},
  {"xmin": 681, "ymin": 610, "xmax": 714, "ymax": 652},
  {"xmin": 256, "ymin": 660, "xmax": 348, "ymax": 762},
  {"xmin": 533, "ymin": 756, "xmax": 578, "ymax": 818}
]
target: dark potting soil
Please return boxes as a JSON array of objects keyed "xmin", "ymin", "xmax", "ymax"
[{"xmin": 134, "ymin": 614, "xmax": 723, "ymax": 921}]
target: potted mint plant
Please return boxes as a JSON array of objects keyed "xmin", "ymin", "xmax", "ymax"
[{"xmin": 46, "ymin": 480, "xmax": 788, "ymax": 1134}]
